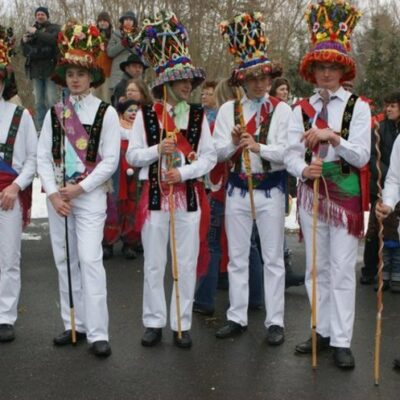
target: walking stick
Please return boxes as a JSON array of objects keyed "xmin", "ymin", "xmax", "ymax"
[
  {"xmin": 235, "ymin": 88, "xmax": 256, "ymax": 221},
  {"xmin": 61, "ymin": 91, "xmax": 76, "ymax": 344},
  {"xmin": 311, "ymin": 157, "xmax": 320, "ymax": 370},
  {"xmin": 160, "ymin": 86, "xmax": 182, "ymax": 339},
  {"xmin": 373, "ymin": 122, "xmax": 384, "ymax": 385}
]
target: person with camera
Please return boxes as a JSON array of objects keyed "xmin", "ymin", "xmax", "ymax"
[{"xmin": 21, "ymin": 7, "xmax": 60, "ymax": 131}]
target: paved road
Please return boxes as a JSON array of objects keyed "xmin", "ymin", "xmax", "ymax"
[{"xmin": 1, "ymin": 220, "xmax": 399, "ymax": 400}]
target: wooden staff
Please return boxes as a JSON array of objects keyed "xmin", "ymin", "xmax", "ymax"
[
  {"xmin": 61, "ymin": 91, "xmax": 76, "ymax": 344},
  {"xmin": 373, "ymin": 121, "xmax": 384, "ymax": 386},
  {"xmin": 161, "ymin": 86, "xmax": 182, "ymax": 339},
  {"xmin": 235, "ymin": 88, "xmax": 256, "ymax": 220},
  {"xmin": 311, "ymin": 159, "xmax": 320, "ymax": 369}
]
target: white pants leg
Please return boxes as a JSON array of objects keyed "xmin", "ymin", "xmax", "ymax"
[
  {"xmin": 0, "ymin": 201, "xmax": 22, "ymax": 325},
  {"xmin": 225, "ymin": 189, "xmax": 253, "ymax": 326},
  {"xmin": 299, "ymin": 206, "xmax": 358, "ymax": 347},
  {"xmin": 47, "ymin": 187, "xmax": 109, "ymax": 342},
  {"xmin": 257, "ymin": 189, "xmax": 285, "ymax": 328},
  {"xmin": 169, "ymin": 208, "xmax": 200, "ymax": 331},
  {"xmin": 142, "ymin": 208, "xmax": 201, "ymax": 331}
]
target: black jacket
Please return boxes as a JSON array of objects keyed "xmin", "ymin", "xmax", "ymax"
[
  {"xmin": 370, "ymin": 119, "xmax": 400, "ymax": 202},
  {"xmin": 21, "ymin": 21, "xmax": 60, "ymax": 80}
]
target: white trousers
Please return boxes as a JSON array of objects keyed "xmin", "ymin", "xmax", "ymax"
[
  {"xmin": 225, "ymin": 187, "xmax": 285, "ymax": 328},
  {"xmin": 142, "ymin": 208, "xmax": 201, "ymax": 331},
  {"xmin": 299, "ymin": 206, "xmax": 358, "ymax": 348},
  {"xmin": 0, "ymin": 201, "xmax": 22, "ymax": 325},
  {"xmin": 47, "ymin": 187, "xmax": 109, "ymax": 343}
]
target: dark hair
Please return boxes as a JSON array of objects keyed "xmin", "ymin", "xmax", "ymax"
[
  {"xmin": 116, "ymin": 99, "xmax": 140, "ymax": 115},
  {"xmin": 270, "ymin": 77, "xmax": 290, "ymax": 97},
  {"xmin": 202, "ymin": 81, "xmax": 218, "ymax": 90},
  {"xmin": 383, "ymin": 91, "xmax": 400, "ymax": 105},
  {"xmin": 125, "ymin": 78, "xmax": 153, "ymax": 105}
]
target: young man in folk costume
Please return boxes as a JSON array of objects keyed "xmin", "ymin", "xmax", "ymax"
[
  {"xmin": 0, "ymin": 27, "xmax": 37, "ymax": 342},
  {"xmin": 213, "ymin": 12, "xmax": 292, "ymax": 345},
  {"xmin": 127, "ymin": 12, "xmax": 216, "ymax": 348},
  {"xmin": 37, "ymin": 23, "xmax": 120, "ymax": 358},
  {"xmin": 285, "ymin": 1, "xmax": 370, "ymax": 369}
]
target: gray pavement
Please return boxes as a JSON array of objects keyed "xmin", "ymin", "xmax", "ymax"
[{"xmin": 0, "ymin": 219, "xmax": 399, "ymax": 400}]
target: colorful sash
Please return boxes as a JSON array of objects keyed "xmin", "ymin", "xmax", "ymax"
[
  {"xmin": 52, "ymin": 98, "xmax": 108, "ymax": 171},
  {"xmin": 298, "ymin": 161, "xmax": 363, "ymax": 238}
]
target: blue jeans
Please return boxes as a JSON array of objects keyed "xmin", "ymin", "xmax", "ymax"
[
  {"xmin": 194, "ymin": 199, "xmax": 264, "ymax": 310},
  {"xmin": 383, "ymin": 246, "xmax": 400, "ymax": 282},
  {"xmin": 32, "ymin": 77, "xmax": 58, "ymax": 130}
]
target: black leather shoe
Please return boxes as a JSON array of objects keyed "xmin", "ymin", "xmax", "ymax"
[
  {"xmin": 0, "ymin": 324, "xmax": 15, "ymax": 342},
  {"xmin": 393, "ymin": 357, "xmax": 400, "ymax": 369},
  {"xmin": 103, "ymin": 245, "xmax": 113, "ymax": 260},
  {"xmin": 215, "ymin": 321, "xmax": 247, "ymax": 339},
  {"xmin": 122, "ymin": 245, "xmax": 137, "ymax": 260},
  {"xmin": 267, "ymin": 325, "xmax": 284, "ymax": 346},
  {"xmin": 173, "ymin": 331, "xmax": 192, "ymax": 349},
  {"xmin": 53, "ymin": 330, "xmax": 86, "ymax": 346},
  {"xmin": 90, "ymin": 340, "xmax": 111, "ymax": 358},
  {"xmin": 333, "ymin": 347, "xmax": 355, "ymax": 369},
  {"xmin": 295, "ymin": 333, "xmax": 330, "ymax": 354},
  {"xmin": 193, "ymin": 303, "xmax": 214, "ymax": 316},
  {"xmin": 141, "ymin": 328, "xmax": 162, "ymax": 347}
]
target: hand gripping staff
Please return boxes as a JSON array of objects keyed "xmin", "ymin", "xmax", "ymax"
[
  {"xmin": 373, "ymin": 121, "xmax": 384, "ymax": 386},
  {"xmin": 235, "ymin": 88, "xmax": 256, "ymax": 221},
  {"xmin": 158, "ymin": 85, "xmax": 182, "ymax": 339},
  {"xmin": 60, "ymin": 90, "xmax": 77, "ymax": 345}
]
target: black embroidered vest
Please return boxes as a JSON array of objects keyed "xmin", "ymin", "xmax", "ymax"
[
  {"xmin": 0, "ymin": 106, "xmax": 24, "ymax": 165},
  {"xmin": 141, "ymin": 104, "xmax": 204, "ymax": 211}
]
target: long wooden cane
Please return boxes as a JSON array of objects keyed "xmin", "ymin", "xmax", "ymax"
[
  {"xmin": 61, "ymin": 91, "xmax": 76, "ymax": 344},
  {"xmin": 235, "ymin": 88, "xmax": 256, "ymax": 220},
  {"xmin": 373, "ymin": 122, "xmax": 384, "ymax": 386},
  {"xmin": 311, "ymin": 159, "xmax": 320, "ymax": 369},
  {"xmin": 161, "ymin": 86, "xmax": 182, "ymax": 339}
]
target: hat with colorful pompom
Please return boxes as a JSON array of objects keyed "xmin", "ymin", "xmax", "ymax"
[
  {"xmin": 219, "ymin": 12, "xmax": 281, "ymax": 85},
  {"xmin": 300, "ymin": 0, "xmax": 362, "ymax": 83},
  {"xmin": 137, "ymin": 11, "xmax": 205, "ymax": 98},
  {"xmin": 53, "ymin": 23, "xmax": 105, "ymax": 88}
]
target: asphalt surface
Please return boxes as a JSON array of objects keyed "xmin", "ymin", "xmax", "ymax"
[{"xmin": 0, "ymin": 219, "xmax": 399, "ymax": 400}]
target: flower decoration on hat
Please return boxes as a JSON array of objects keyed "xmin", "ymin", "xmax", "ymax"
[
  {"xmin": 0, "ymin": 26, "xmax": 17, "ymax": 99},
  {"xmin": 52, "ymin": 23, "xmax": 105, "ymax": 88},
  {"xmin": 137, "ymin": 11, "xmax": 205, "ymax": 97},
  {"xmin": 300, "ymin": 0, "xmax": 362, "ymax": 83},
  {"xmin": 220, "ymin": 12, "xmax": 275, "ymax": 84}
]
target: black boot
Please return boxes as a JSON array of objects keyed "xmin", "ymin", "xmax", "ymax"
[{"xmin": 285, "ymin": 253, "xmax": 304, "ymax": 288}]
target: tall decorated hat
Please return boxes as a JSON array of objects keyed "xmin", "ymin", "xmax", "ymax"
[
  {"xmin": 219, "ymin": 12, "xmax": 281, "ymax": 85},
  {"xmin": 300, "ymin": 0, "xmax": 362, "ymax": 83},
  {"xmin": 53, "ymin": 23, "xmax": 105, "ymax": 88},
  {"xmin": 0, "ymin": 26, "xmax": 17, "ymax": 100},
  {"xmin": 137, "ymin": 11, "xmax": 205, "ymax": 98}
]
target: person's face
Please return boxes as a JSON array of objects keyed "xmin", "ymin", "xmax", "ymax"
[
  {"xmin": 125, "ymin": 63, "xmax": 144, "ymax": 79},
  {"xmin": 171, "ymin": 79, "xmax": 192, "ymax": 102},
  {"xmin": 243, "ymin": 74, "xmax": 272, "ymax": 99},
  {"xmin": 123, "ymin": 18, "xmax": 134, "ymax": 30},
  {"xmin": 126, "ymin": 82, "xmax": 142, "ymax": 102},
  {"xmin": 123, "ymin": 104, "xmax": 139, "ymax": 122},
  {"xmin": 385, "ymin": 103, "xmax": 400, "ymax": 121},
  {"xmin": 201, "ymin": 87, "xmax": 216, "ymax": 109},
  {"xmin": 275, "ymin": 84, "xmax": 289, "ymax": 102},
  {"xmin": 98, "ymin": 20, "xmax": 110, "ymax": 30},
  {"xmin": 313, "ymin": 63, "xmax": 344, "ymax": 91},
  {"xmin": 35, "ymin": 11, "xmax": 48, "ymax": 24},
  {"xmin": 65, "ymin": 67, "xmax": 92, "ymax": 95}
]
